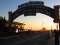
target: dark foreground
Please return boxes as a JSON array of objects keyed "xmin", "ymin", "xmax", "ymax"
[{"xmin": 0, "ymin": 31, "xmax": 53, "ymax": 45}]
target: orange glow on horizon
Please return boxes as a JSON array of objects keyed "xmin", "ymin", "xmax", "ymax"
[{"xmin": 24, "ymin": 22, "xmax": 58, "ymax": 31}]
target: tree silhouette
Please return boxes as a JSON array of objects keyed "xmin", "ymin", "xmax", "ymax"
[
  {"xmin": 0, "ymin": 16, "xmax": 7, "ymax": 32},
  {"xmin": 42, "ymin": 27, "xmax": 47, "ymax": 31}
]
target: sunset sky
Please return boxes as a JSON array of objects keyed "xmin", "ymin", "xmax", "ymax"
[
  {"xmin": 14, "ymin": 13, "xmax": 58, "ymax": 30},
  {"xmin": 0, "ymin": 0, "xmax": 60, "ymax": 30}
]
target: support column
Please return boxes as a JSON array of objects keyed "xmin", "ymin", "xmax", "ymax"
[
  {"xmin": 54, "ymin": 5, "xmax": 60, "ymax": 45},
  {"xmin": 8, "ymin": 11, "xmax": 13, "ymax": 32},
  {"xmin": 8, "ymin": 11, "xmax": 13, "ymax": 23}
]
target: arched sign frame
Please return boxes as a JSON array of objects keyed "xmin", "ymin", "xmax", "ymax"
[{"xmin": 8, "ymin": 1, "xmax": 55, "ymax": 22}]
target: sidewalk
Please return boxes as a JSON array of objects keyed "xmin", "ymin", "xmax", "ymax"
[
  {"xmin": 47, "ymin": 31, "xmax": 55, "ymax": 45},
  {"xmin": 47, "ymin": 32, "xmax": 60, "ymax": 45},
  {"xmin": 47, "ymin": 37, "xmax": 55, "ymax": 45}
]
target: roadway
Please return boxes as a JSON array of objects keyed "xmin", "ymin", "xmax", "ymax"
[{"xmin": 0, "ymin": 32, "xmax": 52, "ymax": 45}]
